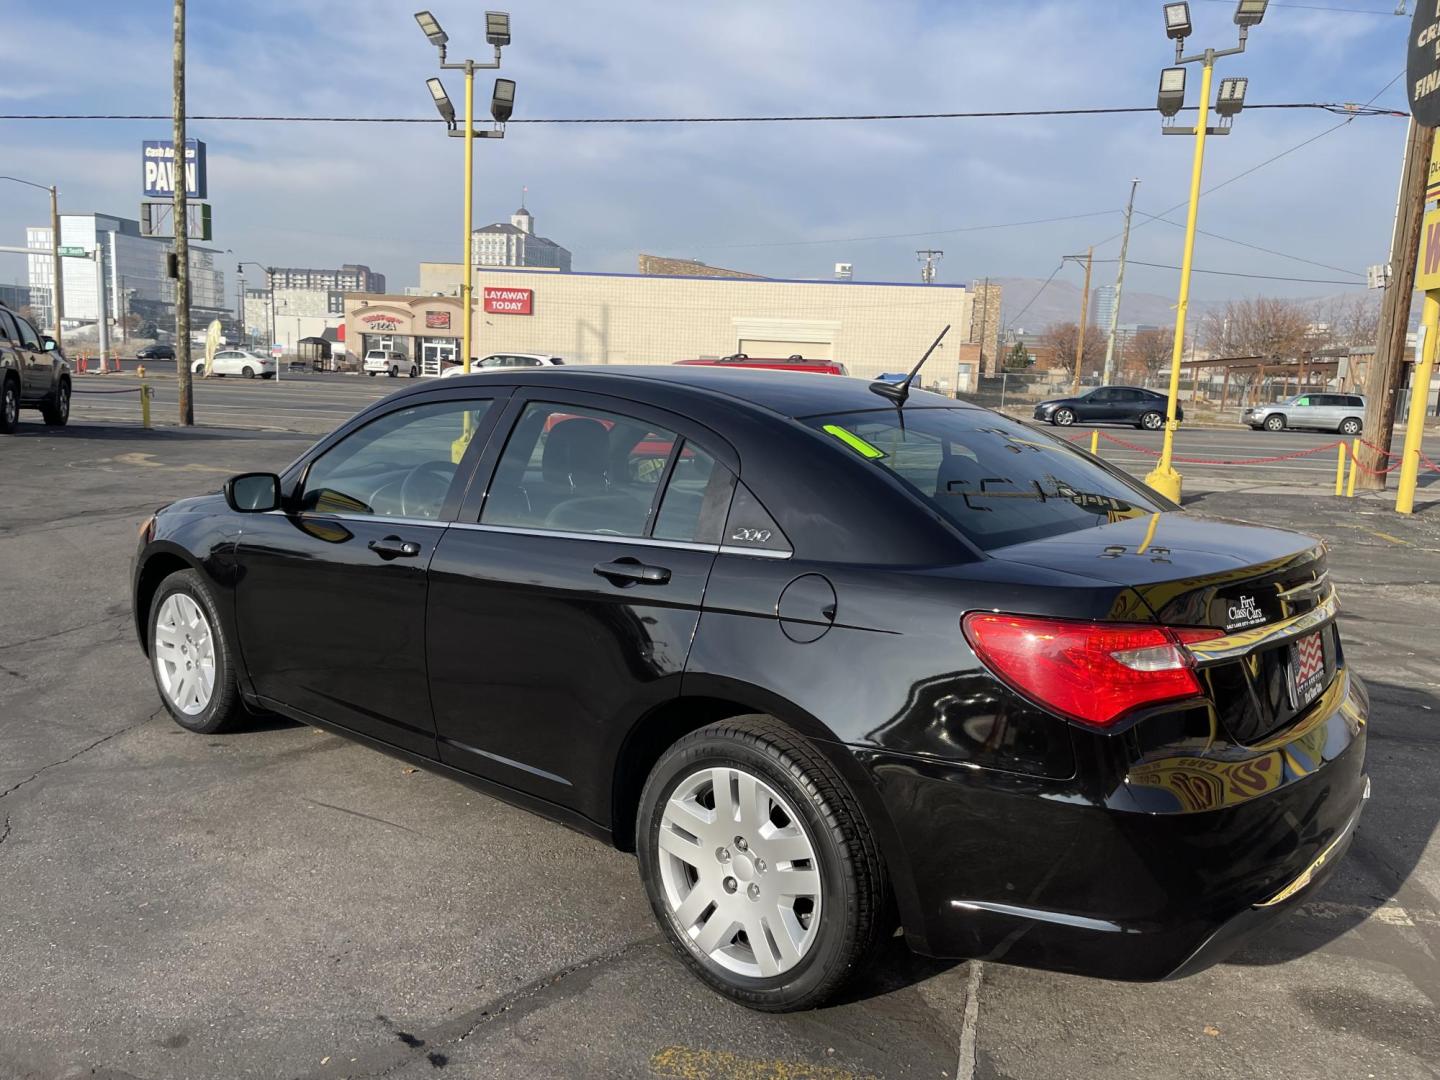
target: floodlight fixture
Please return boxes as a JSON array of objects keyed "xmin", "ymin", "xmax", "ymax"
[
  {"xmin": 414, "ymin": 10, "xmax": 448, "ymax": 46},
  {"xmin": 491, "ymin": 78, "xmax": 515, "ymax": 123},
  {"xmin": 1215, "ymin": 76, "xmax": 1248, "ymax": 117},
  {"xmin": 427, "ymin": 77, "xmax": 457, "ymax": 129},
  {"xmin": 1157, "ymin": 67, "xmax": 1187, "ymax": 117},
  {"xmin": 485, "ymin": 11, "xmax": 511, "ymax": 47},
  {"xmin": 1163, "ymin": 2, "xmax": 1192, "ymax": 39},
  {"xmin": 1234, "ymin": 0, "xmax": 1269, "ymax": 27}
]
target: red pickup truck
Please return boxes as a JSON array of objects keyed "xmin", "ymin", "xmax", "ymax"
[{"xmin": 675, "ymin": 353, "xmax": 847, "ymax": 375}]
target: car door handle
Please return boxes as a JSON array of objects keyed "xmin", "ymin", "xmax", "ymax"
[
  {"xmin": 368, "ymin": 535, "xmax": 422, "ymax": 560},
  {"xmin": 594, "ymin": 557, "xmax": 671, "ymax": 586}
]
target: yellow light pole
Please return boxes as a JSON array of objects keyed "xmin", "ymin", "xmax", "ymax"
[
  {"xmin": 1395, "ymin": 293, "xmax": 1438, "ymax": 513},
  {"xmin": 461, "ymin": 64, "xmax": 476, "ymax": 375},
  {"xmin": 1146, "ymin": 0, "xmax": 1266, "ymax": 503}
]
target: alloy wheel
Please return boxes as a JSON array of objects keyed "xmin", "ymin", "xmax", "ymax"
[
  {"xmin": 1054, "ymin": 408, "xmax": 1075, "ymax": 426},
  {"xmin": 656, "ymin": 766, "xmax": 822, "ymax": 978},
  {"xmin": 153, "ymin": 592, "xmax": 216, "ymax": 715},
  {"xmin": 3, "ymin": 384, "xmax": 16, "ymax": 427},
  {"xmin": 1142, "ymin": 411, "xmax": 1164, "ymax": 430}
]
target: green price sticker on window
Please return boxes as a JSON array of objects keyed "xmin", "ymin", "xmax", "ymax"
[{"xmin": 822, "ymin": 424, "xmax": 886, "ymax": 460}]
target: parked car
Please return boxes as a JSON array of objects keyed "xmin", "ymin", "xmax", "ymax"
[
  {"xmin": 440, "ymin": 353, "xmax": 565, "ymax": 378},
  {"xmin": 676, "ymin": 354, "xmax": 848, "ymax": 376},
  {"xmin": 191, "ymin": 349, "xmax": 276, "ymax": 379},
  {"xmin": 1033, "ymin": 385, "xmax": 1179, "ymax": 429},
  {"xmin": 135, "ymin": 343, "xmax": 176, "ymax": 362},
  {"xmin": 1243, "ymin": 393, "xmax": 1365, "ymax": 434},
  {"xmin": 133, "ymin": 366, "xmax": 1367, "ymax": 1011},
  {"xmin": 0, "ymin": 302, "xmax": 71, "ymax": 433},
  {"xmin": 364, "ymin": 349, "xmax": 418, "ymax": 378}
]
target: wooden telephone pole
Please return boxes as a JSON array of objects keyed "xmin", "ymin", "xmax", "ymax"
[
  {"xmin": 173, "ymin": 0, "xmax": 194, "ymax": 425},
  {"xmin": 1070, "ymin": 247, "xmax": 1094, "ymax": 395},
  {"xmin": 1360, "ymin": 118, "xmax": 1433, "ymax": 490}
]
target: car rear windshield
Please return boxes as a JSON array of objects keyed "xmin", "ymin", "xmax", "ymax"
[{"xmin": 804, "ymin": 407, "xmax": 1166, "ymax": 551}]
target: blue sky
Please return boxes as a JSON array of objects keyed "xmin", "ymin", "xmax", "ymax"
[{"xmin": 0, "ymin": 0, "xmax": 1418, "ymax": 308}]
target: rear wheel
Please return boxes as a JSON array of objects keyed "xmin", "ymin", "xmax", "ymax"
[
  {"xmin": 1139, "ymin": 410, "xmax": 1164, "ymax": 431},
  {"xmin": 1052, "ymin": 408, "xmax": 1076, "ymax": 427},
  {"xmin": 0, "ymin": 374, "xmax": 19, "ymax": 434},
  {"xmin": 637, "ymin": 716, "xmax": 887, "ymax": 1012},
  {"xmin": 147, "ymin": 569, "xmax": 245, "ymax": 734},
  {"xmin": 242, "ymin": 366, "xmax": 256, "ymax": 379},
  {"xmin": 409, "ymin": 365, "xmax": 418, "ymax": 378},
  {"xmin": 1340, "ymin": 417, "xmax": 1362, "ymax": 435},
  {"xmin": 41, "ymin": 379, "xmax": 69, "ymax": 426},
  {"xmin": 1264, "ymin": 414, "xmax": 1286, "ymax": 432},
  {"xmin": 368, "ymin": 371, "xmax": 376, "ymax": 377}
]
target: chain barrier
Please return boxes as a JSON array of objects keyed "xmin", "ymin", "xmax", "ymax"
[{"xmin": 71, "ymin": 386, "xmax": 143, "ymax": 395}]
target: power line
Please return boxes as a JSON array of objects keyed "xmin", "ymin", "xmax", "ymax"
[
  {"xmin": 0, "ymin": 103, "xmax": 1405, "ymax": 125},
  {"xmin": 713, "ymin": 208, "xmax": 1122, "ymax": 249},
  {"xmin": 1004, "ymin": 262, "xmax": 1065, "ymax": 330},
  {"xmin": 1096, "ymin": 258, "xmax": 1363, "ymax": 286},
  {"xmin": 1134, "ymin": 210, "xmax": 1364, "ymax": 277}
]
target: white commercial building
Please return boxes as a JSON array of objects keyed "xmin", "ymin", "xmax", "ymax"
[
  {"xmin": 471, "ymin": 206, "xmax": 572, "ymax": 272},
  {"xmin": 26, "ymin": 212, "xmax": 226, "ymax": 334}
]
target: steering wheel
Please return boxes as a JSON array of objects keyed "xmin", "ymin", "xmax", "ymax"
[{"xmin": 399, "ymin": 460, "xmax": 456, "ymax": 519}]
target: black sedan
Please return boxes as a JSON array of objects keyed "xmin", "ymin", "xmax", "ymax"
[
  {"xmin": 135, "ymin": 343, "xmax": 176, "ymax": 361},
  {"xmin": 1033, "ymin": 385, "xmax": 1181, "ymax": 429},
  {"xmin": 132, "ymin": 366, "xmax": 1367, "ymax": 1011}
]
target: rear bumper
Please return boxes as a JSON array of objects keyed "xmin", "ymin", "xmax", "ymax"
[{"xmin": 859, "ymin": 669, "xmax": 1369, "ymax": 981}]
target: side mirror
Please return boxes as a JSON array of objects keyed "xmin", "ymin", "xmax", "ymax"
[
  {"xmin": 224, "ymin": 472, "xmax": 282, "ymax": 513},
  {"xmin": 42, "ymin": 336, "xmax": 57, "ymax": 352}
]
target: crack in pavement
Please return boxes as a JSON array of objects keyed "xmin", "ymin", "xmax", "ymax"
[
  {"xmin": 295, "ymin": 935, "xmax": 662, "ymax": 1080},
  {"xmin": 0, "ymin": 709, "xmax": 161, "ymax": 805},
  {"xmin": 0, "ymin": 613, "xmax": 129, "ymax": 653}
]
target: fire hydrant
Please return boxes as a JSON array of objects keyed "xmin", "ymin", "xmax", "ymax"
[{"xmin": 137, "ymin": 363, "xmax": 146, "ymax": 379}]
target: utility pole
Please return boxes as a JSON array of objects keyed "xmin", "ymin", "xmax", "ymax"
[
  {"xmin": 1102, "ymin": 179, "xmax": 1140, "ymax": 385},
  {"xmin": 916, "ymin": 249, "xmax": 943, "ymax": 285},
  {"xmin": 173, "ymin": 0, "xmax": 193, "ymax": 425},
  {"xmin": 1360, "ymin": 118, "xmax": 1433, "ymax": 490},
  {"xmin": 1066, "ymin": 247, "xmax": 1094, "ymax": 395}
]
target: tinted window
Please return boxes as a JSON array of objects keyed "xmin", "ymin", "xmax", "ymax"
[
  {"xmin": 482, "ymin": 401, "xmax": 680, "ymax": 537},
  {"xmin": 0, "ymin": 311, "xmax": 17, "ymax": 343},
  {"xmin": 808, "ymin": 409, "xmax": 1164, "ymax": 551},
  {"xmin": 301, "ymin": 399, "xmax": 492, "ymax": 519},
  {"xmin": 1113, "ymin": 389, "xmax": 1144, "ymax": 402},
  {"xmin": 1294, "ymin": 396, "xmax": 1312, "ymax": 407},
  {"xmin": 724, "ymin": 482, "xmax": 791, "ymax": 553},
  {"xmin": 652, "ymin": 442, "xmax": 736, "ymax": 544},
  {"xmin": 1088, "ymin": 389, "xmax": 1115, "ymax": 402},
  {"xmin": 13, "ymin": 315, "xmax": 40, "ymax": 349}
]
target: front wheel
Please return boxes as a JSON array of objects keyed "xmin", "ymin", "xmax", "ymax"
[
  {"xmin": 1139, "ymin": 411, "xmax": 1164, "ymax": 431},
  {"xmin": 637, "ymin": 716, "xmax": 888, "ymax": 1012},
  {"xmin": 0, "ymin": 375, "xmax": 19, "ymax": 434},
  {"xmin": 368, "ymin": 371, "xmax": 376, "ymax": 377},
  {"xmin": 41, "ymin": 380, "xmax": 69, "ymax": 426},
  {"xmin": 1264, "ymin": 414, "xmax": 1286, "ymax": 432},
  {"xmin": 1340, "ymin": 417, "xmax": 1362, "ymax": 436},
  {"xmin": 1052, "ymin": 408, "xmax": 1076, "ymax": 427},
  {"xmin": 147, "ymin": 569, "xmax": 246, "ymax": 734}
]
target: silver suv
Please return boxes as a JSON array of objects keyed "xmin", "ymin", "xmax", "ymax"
[
  {"xmin": 1242, "ymin": 392, "xmax": 1364, "ymax": 435},
  {"xmin": 0, "ymin": 303, "xmax": 71, "ymax": 434}
]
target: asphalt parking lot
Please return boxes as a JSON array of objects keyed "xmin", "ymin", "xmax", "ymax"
[{"xmin": 2, "ymin": 398, "xmax": 1438, "ymax": 1079}]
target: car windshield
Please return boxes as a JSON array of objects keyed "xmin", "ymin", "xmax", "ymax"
[{"xmin": 805, "ymin": 407, "xmax": 1165, "ymax": 551}]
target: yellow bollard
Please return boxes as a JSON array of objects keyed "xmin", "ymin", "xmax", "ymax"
[
  {"xmin": 141, "ymin": 382, "xmax": 151, "ymax": 430},
  {"xmin": 1346, "ymin": 437, "xmax": 1359, "ymax": 498},
  {"xmin": 1089, "ymin": 430, "xmax": 1099, "ymax": 455},
  {"xmin": 1334, "ymin": 442, "xmax": 1346, "ymax": 497}
]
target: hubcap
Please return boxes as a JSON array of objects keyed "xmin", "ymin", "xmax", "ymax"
[
  {"xmin": 153, "ymin": 593, "xmax": 216, "ymax": 715},
  {"xmin": 3, "ymin": 388, "xmax": 15, "ymax": 425},
  {"xmin": 657, "ymin": 766, "xmax": 821, "ymax": 978},
  {"xmin": 58, "ymin": 385, "xmax": 69, "ymax": 419}
]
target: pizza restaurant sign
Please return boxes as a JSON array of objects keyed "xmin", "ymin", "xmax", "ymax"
[
  {"xmin": 483, "ymin": 287, "xmax": 534, "ymax": 315},
  {"xmin": 360, "ymin": 312, "xmax": 404, "ymax": 332}
]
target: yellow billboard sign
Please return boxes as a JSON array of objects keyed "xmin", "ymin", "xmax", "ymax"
[
  {"xmin": 1420, "ymin": 207, "xmax": 1440, "ymax": 294},
  {"xmin": 1428, "ymin": 135, "xmax": 1440, "ymax": 203}
]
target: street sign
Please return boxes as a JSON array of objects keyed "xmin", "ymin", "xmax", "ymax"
[
  {"xmin": 1417, "ymin": 207, "xmax": 1440, "ymax": 291},
  {"xmin": 1410, "ymin": 4, "xmax": 1440, "ymax": 126},
  {"xmin": 56, "ymin": 246, "xmax": 87, "ymax": 258}
]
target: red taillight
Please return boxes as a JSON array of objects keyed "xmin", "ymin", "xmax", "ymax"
[{"xmin": 961, "ymin": 613, "xmax": 1223, "ymax": 730}]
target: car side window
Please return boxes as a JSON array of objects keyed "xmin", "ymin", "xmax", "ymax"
[
  {"xmin": 1294, "ymin": 396, "xmax": 1311, "ymax": 407},
  {"xmin": 653, "ymin": 441, "xmax": 736, "ymax": 544},
  {"xmin": 481, "ymin": 401, "xmax": 682, "ymax": 538},
  {"xmin": 14, "ymin": 315, "xmax": 40, "ymax": 350},
  {"xmin": 1345, "ymin": 396, "xmax": 1364, "ymax": 408},
  {"xmin": 1089, "ymin": 389, "xmax": 1113, "ymax": 402},
  {"xmin": 0, "ymin": 311, "xmax": 17, "ymax": 343},
  {"xmin": 300, "ymin": 399, "xmax": 492, "ymax": 520}
]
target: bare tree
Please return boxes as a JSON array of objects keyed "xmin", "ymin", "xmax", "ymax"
[
  {"xmin": 1198, "ymin": 297, "xmax": 1311, "ymax": 360},
  {"xmin": 1124, "ymin": 327, "xmax": 1175, "ymax": 379},
  {"xmin": 1042, "ymin": 321, "xmax": 1106, "ymax": 374},
  {"xmin": 1311, "ymin": 293, "xmax": 1380, "ymax": 349}
]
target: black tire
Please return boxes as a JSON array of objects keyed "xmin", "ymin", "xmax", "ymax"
[
  {"xmin": 146, "ymin": 569, "xmax": 246, "ymax": 735},
  {"xmin": 1264, "ymin": 414, "xmax": 1286, "ymax": 432},
  {"xmin": 368, "ymin": 371, "xmax": 376, "ymax": 377},
  {"xmin": 1139, "ymin": 410, "xmax": 1164, "ymax": 431},
  {"xmin": 40, "ymin": 378, "xmax": 69, "ymax": 426},
  {"xmin": 242, "ymin": 366, "xmax": 256, "ymax": 379},
  {"xmin": 1, "ymin": 374, "xmax": 20, "ymax": 434},
  {"xmin": 1052, "ymin": 408, "xmax": 1076, "ymax": 427},
  {"xmin": 636, "ymin": 715, "xmax": 888, "ymax": 1012},
  {"xmin": 409, "ymin": 365, "xmax": 418, "ymax": 378},
  {"xmin": 388, "ymin": 366, "xmax": 398, "ymax": 378},
  {"xmin": 260, "ymin": 372, "xmax": 274, "ymax": 380},
  {"xmin": 1340, "ymin": 417, "xmax": 1362, "ymax": 436}
]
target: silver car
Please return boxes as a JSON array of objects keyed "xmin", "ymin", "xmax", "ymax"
[{"xmin": 1242, "ymin": 392, "xmax": 1365, "ymax": 434}]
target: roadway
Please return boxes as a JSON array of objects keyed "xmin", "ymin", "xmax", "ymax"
[{"xmin": 66, "ymin": 370, "xmax": 1440, "ymax": 492}]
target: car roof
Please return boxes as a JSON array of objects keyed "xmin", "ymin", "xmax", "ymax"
[{"xmin": 430, "ymin": 364, "xmax": 976, "ymax": 420}]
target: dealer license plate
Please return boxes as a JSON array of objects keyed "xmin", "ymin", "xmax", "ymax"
[{"xmin": 1288, "ymin": 631, "xmax": 1327, "ymax": 710}]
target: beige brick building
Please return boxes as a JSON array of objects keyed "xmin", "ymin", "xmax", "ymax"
[{"xmin": 389, "ymin": 264, "xmax": 974, "ymax": 384}]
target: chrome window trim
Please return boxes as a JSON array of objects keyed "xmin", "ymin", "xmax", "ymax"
[
  {"xmin": 261, "ymin": 510, "xmax": 448, "ymax": 529},
  {"xmin": 450, "ymin": 521, "xmax": 719, "ymax": 553},
  {"xmin": 718, "ymin": 544, "xmax": 792, "ymax": 560},
  {"xmin": 1187, "ymin": 590, "xmax": 1339, "ymax": 667}
]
